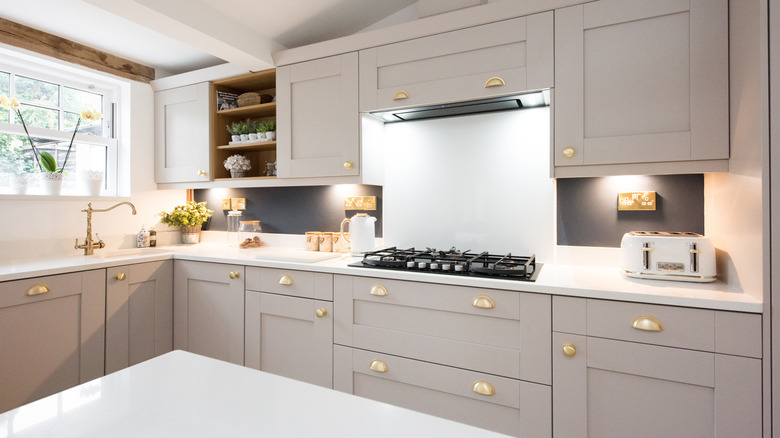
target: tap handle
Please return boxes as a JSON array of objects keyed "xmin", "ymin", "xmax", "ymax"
[
  {"xmin": 74, "ymin": 238, "xmax": 80, "ymax": 249},
  {"xmin": 95, "ymin": 233, "xmax": 102, "ymax": 242}
]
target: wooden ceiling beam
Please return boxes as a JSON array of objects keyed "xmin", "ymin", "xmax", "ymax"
[{"xmin": 0, "ymin": 17, "xmax": 155, "ymax": 83}]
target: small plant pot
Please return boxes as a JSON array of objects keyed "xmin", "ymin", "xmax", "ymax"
[
  {"xmin": 40, "ymin": 172, "xmax": 64, "ymax": 195},
  {"xmin": 82, "ymin": 171, "xmax": 104, "ymax": 196},
  {"xmin": 248, "ymin": 133, "xmax": 258, "ymax": 141},
  {"xmin": 181, "ymin": 225, "xmax": 202, "ymax": 244},
  {"xmin": 240, "ymin": 134, "xmax": 249, "ymax": 142},
  {"xmin": 231, "ymin": 135, "xmax": 241, "ymax": 143},
  {"xmin": 230, "ymin": 170, "xmax": 246, "ymax": 178},
  {"xmin": 257, "ymin": 132, "xmax": 267, "ymax": 141},
  {"xmin": 265, "ymin": 131, "xmax": 276, "ymax": 141},
  {"xmin": 9, "ymin": 174, "xmax": 29, "ymax": 194}
]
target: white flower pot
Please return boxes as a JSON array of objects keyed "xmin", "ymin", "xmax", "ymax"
[
  {"xmin": 240, "ymin": 134, "xmax": 249, "ymax": 141},
  {"xmin": 230, "ymin": 170, "xmax": 246, "ymax": 178},
  {"xmin": 9, "ymin": 174, "xmax": 29, "ymax": 194},
  {"xmin": 265, "ymin": 131, "xmax": 276, "ymax": 141},
  {"xmin": 248, "ymin": 133, "xmax": 258, "ymax": 141},
  {"xmin": 231, "ymin": 135, "xmax": 241, "ymax": 143},
  {"xmin": 40, "ymin": 172, "xmax": 64, "ymax": 195},
  {"xmin": 82, "ymin": 171, "xmax": 104, "ymax": 196}
]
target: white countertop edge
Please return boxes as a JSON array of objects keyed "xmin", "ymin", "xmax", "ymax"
[{"xmin": 0, "ymin": 244, "xmax": 763, "ymax": 313}]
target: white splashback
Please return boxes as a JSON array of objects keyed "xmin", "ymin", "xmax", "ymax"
[{"xmin": 382, "ymin": 107, "xmax": 555, "ymax": 262}]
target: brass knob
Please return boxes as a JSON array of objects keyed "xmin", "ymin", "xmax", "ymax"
[
  {"xmin": 278, "ymin": 275, "xmax": 293, "ymax": 285},
  {"xmin": 472, "ymin": 380, "xmax": 496, "ymax": 396},
  {"xmin": 563, "ymin": 343, "xmax": 577, "ymax": 357},
  {"xmin": 484, "ymin": 77, "xmax": 506, "ymax": 88},
  {"xmin": 25, "ymin": 284, "xmax": 50, "ymax": 296},
  {"xmin": 315, "ymin": 308, "xmax": 327, "ymax": 318},
  {"xmin": 632, "ymin": 315, "xmax": 664, "ymax": 332},
  {"xmin": 115, "ymin": 272, "xmax": 126, "ymax": 281},
  {"xmin": 369, "ymin": 359, "xmax": 388, "ymax": 373},
  {"xmin": 472, "ymin": 295, "xmax": 495, "ymax": 309},
  {"xmin": 229, "ymin": 271, "xmax": 240, "ymax": 279},
  {"xmin": 343, "ymin": 161, "xmax": 354, "ymax": 170},
  {"xmin": 562, "ymin": 147, "xmax": 575, "ymax": 158},
  {"xmin": 369, "ymin": 284, "xmax": 388, "ymax": 296},
  {"xmin": 392, "ymin": 90, "xmax": 409, "ymax": 100},
  {"xmin": 197, "ymin": 170, "xmax": 207, "ymax": 176}
]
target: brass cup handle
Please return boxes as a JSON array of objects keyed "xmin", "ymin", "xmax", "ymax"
[
  {"xmin": 229, "ymin": 271, "xmax": 241, "ymax": 280},
  {"xmin": 484, "ymin": 77, "xmax": 506, "ymax": 88},
  {"xmin": 562, "ymin": 147, "xmax": 576, "ymax": 158},
  {"xmin": 115, "ymin": 272, "xmax": 126, "ymax": 281},
  {"xmin": 370, "ymin": 284, "xmax": 388, "ymax": 296},
  {"xmin": 369, "ymin": 359, "xmax": 388, "ymax": 373},
  {"xmin": 472, "ymin": 295, "xmax": 495, "ymax": 309},
  {"xmin": 392, "ymin": 90, "xmax": 410, "ymax": 100},
  {"xmin": 343, "ymin": 161, "xmax": 355, "ymax": 170},
  {"xmin": 278, "ymin": 275, "xmax": 293, "ymax": 285},
  {"xmin": 315, "ymin": 308, "xmax": 327, "ymax": 318},
  {"xmin": 563, "ymin": 343, "xmax": 577, "ymax": 357},
  {"xmin": 198, "ymin": 170, "xmax": 207, "ymax": 176},
  {"xmin": 472, "ymin": 380, "xmax": 496, "ymax": 396},
  {"xmin": 25, "ymin": 284, "xmax": 50, "ymax": 296},
  {"xmin": 632, "ymin": 315, "xmax": 664, "ymax": 332}
]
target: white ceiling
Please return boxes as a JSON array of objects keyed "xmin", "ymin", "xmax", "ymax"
[{"xmin": 0, "ymin": 0, "xmax": 417, "ymax": 78}]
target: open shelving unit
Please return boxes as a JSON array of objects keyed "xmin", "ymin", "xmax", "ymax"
[{"xmin": 211, "ymin": 69, "xmax": 277, "ymax": 181}]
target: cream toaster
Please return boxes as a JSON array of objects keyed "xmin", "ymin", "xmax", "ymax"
[{"xmin": 620, "ymin": 231, "xmax": 716, "ymax": 282}]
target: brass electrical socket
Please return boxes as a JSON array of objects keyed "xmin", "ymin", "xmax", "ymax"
[
  {"xmin": 344, "ymin": 196, "xmax": 377, "ymax": 210},
  {"xmin": 231, "ymin": 198, "xmax": 246, "ymax": 210},
  {"xmin": 618, "ymin": 192, "xmax": 656, "ymax": 211},
  {"xmin": 221, "ymin": 199, "xmax": 232, "ymax": 210}
]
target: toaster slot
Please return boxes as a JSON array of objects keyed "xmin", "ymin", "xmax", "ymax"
[
  {"xmin": 690, "ymin": 242, "xmax": 699, "ymax": 273},
  {"xmin": 642, "ymin": 242, "xmax": 652, "ymax": 270}
]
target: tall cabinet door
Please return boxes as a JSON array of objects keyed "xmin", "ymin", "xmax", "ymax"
[
  {"xmin": 105, "ymin": 261, "xmax": 173, "ymax": 374},
  {"xmin": 245, "ymin": 292, "xmax": 333, "ymax": 388},
  {"xmin": 552, "ymin": 333, "xmax": 762, "ymax": 438},
  {"xmin": 276, "ymin": 52, "xmax": 360, "ymax": 178},
  {"xmin": 154, "ymin": 82, "xmax": 212, "ymax": 183},
  {"xmin": 173, "ymin": 261, "xmax": 245, "ymax": 365},
  {"xmin": 554, "ymin": 0, "xmax": 728, "ymax": 169}
]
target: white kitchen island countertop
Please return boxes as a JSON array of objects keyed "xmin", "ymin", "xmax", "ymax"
[
  {"xmin": 0, "ymin": 350, "xmax": 509, "ymax": 437},
  {"xmin": 0, "ymin": 242, "xmax": 763, "ymax": 313}
]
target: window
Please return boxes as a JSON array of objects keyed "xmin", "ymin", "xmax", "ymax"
[{"xmin": 0, "ymin": 55, "xmax": 118, "ymax": 197}]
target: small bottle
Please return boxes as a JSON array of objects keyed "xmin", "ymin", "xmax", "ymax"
[
  {"xmin": 149, "ymin": 229, "xmax": 157, "ymax": 247},
  {"xmin": 136, "ymin": 225, "xmax": 150, "ymax": 248}
]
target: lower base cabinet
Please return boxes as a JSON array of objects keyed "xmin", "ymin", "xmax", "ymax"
[
  {"xmin": 173, "ymin": 260, "xmax": 245, "ymax": 365},
  {"xmin": 0, "ymin": 270, "xmax": 105, "ymax": 413},
  {"xmin": 105, "ymin": 261, "xmax": 173, "ymax": 374},
  {"xmin": 334, "ymin": 345, "xmax": 551, "ymax": 437}
]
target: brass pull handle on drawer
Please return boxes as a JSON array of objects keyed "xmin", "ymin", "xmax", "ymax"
[
  {"xmin": 229, "ymin": 271, "xmax": 241, "ymax": 280},
  {"xmin": 472, "ymin": 295, "xmax": 495, "ymax": 309},
  {"xmin": 392, "ymin": 90, "xmax": 409, "ymax": 100},
  {"xmin": 315, "ymin": 308, "xmax": 327, "ymax": 318},
  {"xmin": 26, "ymin": 284, "xmax": 50, "ymax": 296},
  {"xmin": 484, "ymin": 77, "xmax": 506, "ymax": 88},
  {"xmin": 369, "ymin": 359, "xmax": 388, "ymax": 373},
  {"xmin": 472, "ymin": 380, "xmax": 496, "ymax": 396},
  {"xmin": 562, "ymin": 147, "xmax": 576, "ymax": 158},
  {"xmin": 562, "ymin": 343, "xmax": 577, "ymax": 357},
  {"xmin": 197, "ymin": 170, "xmax": 207, "ymax": 177},
  {"xmin": 115, "ymin": 272, "xmax": 126, "ymax": 281},
  {"xmin": 370, "ymin": 284, "xmax": 388, "ymax": 296},
  {"xmin": 278, "ymin": 275, "xmax": 293, "ymax": 285},
  {"xmin": 632, "ymin": 315, "xmax": 664, "ymax": 332}
]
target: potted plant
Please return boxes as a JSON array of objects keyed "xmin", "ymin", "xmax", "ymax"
[
  {"xmin": 226, "ymin": 122, "xmax": 242, "ymax": 143},
  {"xmin": 159, "ymin": 201, "xmax": 214, "ymax": 244},
  {"xmin": 246, "ymin": 119, "xmax": 259, "ymax": 141},
  {"xmin": 262, "ymin": 120, "xmax": 276, "ymax": 141},
  {"xmin": 224, "ymin": 154, "xmax": 251, "ymax": 178},
  {"xmin": 0, "ymin": 138, "xmax": 35, "ymax": 194},
  {"xmin": 237, "ymin": 120, "xmax": 250, "ymax": 142}
]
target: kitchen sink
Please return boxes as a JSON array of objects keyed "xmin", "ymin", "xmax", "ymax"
[{"xmin": 89, "ymin": 248, "xmax": 173, "ymax": 259}]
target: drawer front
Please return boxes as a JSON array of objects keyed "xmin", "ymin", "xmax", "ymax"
[
  {"xmin": 246, "ymin": 267, "xmax": 333, "ymax": 300},
  {"xmin": 335, "ymin": 275, "xmax": 551, "ymax": 384},
  {"xmin": 586, "ymin": 300, "xmax": 715, "ymax": 351},
  {"xmin": 334, "ymin": 345, "xmax": 551, "ymax": 438},
  {"xmin": 0, "ymin": 272, "xmax": 83, "ymax": 308}
]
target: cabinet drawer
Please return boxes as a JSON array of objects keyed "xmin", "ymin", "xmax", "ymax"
[
  {"xmin": 246, "ymin": 267, "xmax": 333, "ymax": 300},
  {"xmin": 0, "ymin": 272, "xmax": 83, "ymax": 308},
  {"xmin": 334, "ymin": 345, "xmax": 551, "ymax": 438},
  {"xmin": 553, "ymin": 296, "xmax": 762, "ymax": 358},
  {"xmin": 335, "ymin": 275, "xmax": 551, "ymax": 384}
]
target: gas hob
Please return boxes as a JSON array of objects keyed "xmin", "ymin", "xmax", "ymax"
[{"xmin": 348, "ymin": 247, "xmax": 541, "ymax": 281}]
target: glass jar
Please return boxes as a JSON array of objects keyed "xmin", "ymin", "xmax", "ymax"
[
  {"xmin": 239, "ymin": 220, "xmax": 262, "ymax": 246},
  {"xmin": 227, "ymin": 210, "xmax": 242, "ymax": 247}
]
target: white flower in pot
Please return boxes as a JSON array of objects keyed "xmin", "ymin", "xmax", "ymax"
[{"xmin": 224, "ymin": 154, "xmax": 251, "ymax": 178}]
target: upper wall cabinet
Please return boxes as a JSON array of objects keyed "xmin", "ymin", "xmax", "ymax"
[
  {"xmin": 276, "ymin": 53, "xmax": 360, "ymax": 178},
  {"xmin": 554, "ymin": 0, "xmax": 729, "ymax": 177},
  {"xmin": 359, "ymin": 13, "xmax": 553, "ymax": 113},
  {"xmin": 154, "ymin": 82, "xmax": 212, "ymax": 183}
]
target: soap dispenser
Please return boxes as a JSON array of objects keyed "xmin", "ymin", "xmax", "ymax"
[{"xmin": 136, "ymin": 225, "xmax": 150, "ymax": 248}]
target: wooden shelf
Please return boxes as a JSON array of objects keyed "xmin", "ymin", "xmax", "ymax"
[
  {"xmin": 217, "ymin": 102, "xmax": 276, "ymax": 118},
  {"xmin": 214, "ymin": 176, "xmax": 277, "ymax": 182},
  {"xmin": 217, "ymin": 141, "xmax": 276, "ymax": 151}
]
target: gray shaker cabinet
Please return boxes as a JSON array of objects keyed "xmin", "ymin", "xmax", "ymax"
[
  {"xmin": 0, "ymin": 270, "xmax": 105, "ymax": 413},
  {"xmin": 244, "ymin": 267, "xmax": 333, "ymax": 388},
  {"xmin": 105, "ymin": 260, "xmax": 173, "ymax": 374},
  {"xmin": 552, "ymin": 297, "xmax": 763, "ymax": 438},
  {"xmin": 173, "ymin": 260, "xmax": 245, "ymax": 365}
]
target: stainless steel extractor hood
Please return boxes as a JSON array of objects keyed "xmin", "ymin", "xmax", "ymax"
[{"xmin": 370, "ymin": 89, "xmax": 550, "ymax": 123}]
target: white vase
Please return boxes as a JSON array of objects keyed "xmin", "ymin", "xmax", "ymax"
[
  {"xmin": 9, "ymin": 174, "xmax": 29, "ymax": 194},
  {"xmin": 40, "ymin": 172, "xmax": 64, "ymax": 195},
  {"xmin": 248, "ymin": 133, "xmax": 258, "ymax": 141},
  {"xmin": 82, "ymin": 171, "xmax": 104, "ymax": 196},
  {"xmin": 265, "ymin": 131, "xmax": 276, "ymax": 141},
  {"xmin": 240, "ymin": 134, "xmax": 249, "ymax": 142},
  {"xmin": 231, "ymin": 135, "xmax": 240, "ymax": 143}
]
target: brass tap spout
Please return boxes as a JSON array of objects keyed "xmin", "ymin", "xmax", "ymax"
[{"xmin": 75, "ymin": 202, "xmax": 138, "ymax": 255}]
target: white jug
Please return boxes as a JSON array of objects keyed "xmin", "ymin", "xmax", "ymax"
[{"xmin": 340, "ymin": 213, "xmax": 377, "ymax": 253}]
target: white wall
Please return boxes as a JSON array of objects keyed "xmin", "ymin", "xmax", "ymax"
[{"xmin": 382, "ymin": 107, "xmax": 555, "ymax": 261}]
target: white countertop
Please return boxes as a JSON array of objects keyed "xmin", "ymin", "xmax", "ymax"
[
  {"xmin": 0, "ymin": 350, "xmax": 509, "ymax": 437},
  {"xmin": 0, "ymin": 243, "xmax": 763, "ymax": 313}
]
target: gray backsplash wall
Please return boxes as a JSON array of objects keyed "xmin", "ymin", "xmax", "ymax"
[
  {"xmin": 194, "ymin": 185, "xmax": 383, "ymax": 236},
  {"xmin": 556, "ymin": 174, "xmax": 704, "ymax": 247}
]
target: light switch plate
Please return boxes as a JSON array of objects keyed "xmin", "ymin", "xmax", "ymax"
[
  {"xmin": 344, "ymin": 196, "xmax": 377, "ymax": 210},
  {"xmin": 618, "ymin": 192, "xmax": 656, "ymax": 211}
]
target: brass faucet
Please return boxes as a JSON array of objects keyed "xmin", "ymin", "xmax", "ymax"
[{"xmin": 75, "ymin": 201, "xmax": 137, "ymax": 255}]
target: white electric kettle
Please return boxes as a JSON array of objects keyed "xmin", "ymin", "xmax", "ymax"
[{"xmin": 340, "ymin": 213, "xmax": 376, "ymax": 254}]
